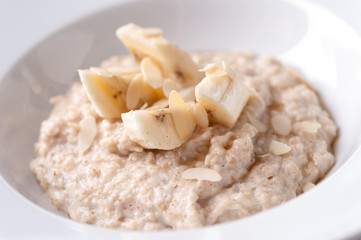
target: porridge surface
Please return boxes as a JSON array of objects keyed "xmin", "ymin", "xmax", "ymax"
[{"xmin": 31, "ymin": 51, "xmax": 337, "ymax": 231}]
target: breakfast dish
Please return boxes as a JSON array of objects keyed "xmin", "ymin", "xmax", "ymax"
[{"xmin": 30, "ymin": 23, "xmax": 337, "ymax": 231}]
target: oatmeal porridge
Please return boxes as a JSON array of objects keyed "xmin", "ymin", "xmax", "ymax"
[{"xmin": 30, "ymin": 23, "xmax": 337, "ymax": 231}]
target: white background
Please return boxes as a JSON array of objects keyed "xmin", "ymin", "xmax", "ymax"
[{"xmin": 0, "ymin": 0, "xmax": 361, "ymax": 239}]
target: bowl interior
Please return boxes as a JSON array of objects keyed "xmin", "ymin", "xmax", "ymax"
[{"xmin": 1, "ymin": 0, "xmax": 361, "ymax": 221}]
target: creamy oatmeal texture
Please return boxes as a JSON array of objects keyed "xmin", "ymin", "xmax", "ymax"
[{"xmin": 30, "ymin": 24, "xmax": 337, "ymax": 231}]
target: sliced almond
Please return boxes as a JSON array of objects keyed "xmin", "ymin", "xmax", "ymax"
[
  {"xmin": 89, "ymin": 67, "xmax": 113, "ymax": 78},
  {"xmin": 141, "ymin": 57, "xmax": 163, "ymax": 89},
  {"xmin": 256, "ymin": 153, "xmax": 272, "ymax": 159},
  {"xmin": 206, "ymin": 67, "xmax": 227, "ymax": 79},
  {"xmin": 178, "ymin": 86, "xmax": 195, "ymax": 102},
  {"xmin": 271, "ymin": 115, "xmax": 291, "ymax": 136},
  {"xmin": 182, "ymin": 168, "xmax": 222, "ymax": 182},
  {"xmin": 78, "ymin": 116, "xmax": 97, "ymax": 153},
  {"xmin": 192, "ymin": 103, "xmax": 209, "ymax": 128},
  {"xmin": 198, "ymin": 63, "xmax": 217, "ymax": 73},
  {"xmin": 269, "ymin": 140, "xmax": 291, "ymax": 155},
  {"xmin": 169, "ymin": 90, "xmax": 191, "ymax": 140},
  {"xmin": 139, "ymin": 27, "xmax": 163, "ymax": 38},
  {"xmin": 221, "ymin": 61, "xmax": 238, "ymax": 81},
  {"xmin": 162, "ymin": 78, "xmax": 181, "ymax": 97},
  {"xmin": 139, "ymin": 102, "xmax": 148, "ymax": 110},
  {"xmin": 149, "ymin": 98, "xmax": 169, "ymax": 109},
  {"xmin": 248, "ymin": 87, "xmax": 266, "ymax": 110},
  {"xmin": 169, "ymin": 90, "xmax": 186, "ymax": 109},
  {"xmin": 126, "ymin": 74, "xmax": 143, "ymax": 110},
  {"xmin": 246, "ymin": 111, "xmax": 267, "ymax": 133},
  {"xmin": 303, "ymin": 182, "xmax": 316, "ymax": 192},
  {"xmin": 301, "ymin": 121, "xmax": 321, "ymax": 133},
  {"xmin": 104, "ymin": 71, "xmax": 135, "ymax": 85}
]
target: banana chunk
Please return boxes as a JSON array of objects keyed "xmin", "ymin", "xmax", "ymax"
[
  {"xmin": 195, "ymin": 62, "xmax": 250, "ymax": 128},
  {"xmin": 122, "ymin": 109, "xmax": 181, "ymax": 150},
  {"xmin": 122, "ymin": 91, "xmax": 195, "ymax": 150},
  {"xmin": 116, "ymin": 23, "xmax": 203, "ymax": 88},
  {"xmin": 122, "ymin": 108, "xmax": 195, "ymax": 150},
  {"xmin": 78, "ymin": 68, "xmax": 128, "ymax": 118}
]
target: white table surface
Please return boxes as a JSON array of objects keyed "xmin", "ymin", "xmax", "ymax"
[{"xmin": 1, "ymin": 0, "xmax": 360, "ymax": 239}]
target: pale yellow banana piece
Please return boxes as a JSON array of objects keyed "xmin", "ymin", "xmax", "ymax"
[
  {"xmin": 195, "ymin": 62, "xmax": 250, "ymax": 127},
  {"xmin": 78, "ymin": 68, "xmax": 128, "ymax": 118},
  {"xmin": 122, "ymin": 91, "xmax": 195, "ymax": 150},
  {"xmin": 116, "ymin": 23, "xmax": 203, "ymax": 88},
  {"xmin": 122, "ymin": 109, "xmax": 181, "ymax": 150}
]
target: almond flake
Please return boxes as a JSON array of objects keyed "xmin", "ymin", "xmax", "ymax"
[
  {"xmin": 221, "ymin": 61, "xmax": 238, "ymax": 81},
  {"xmin": 149, "ymin": 98, "xmax": 169, "ymax": 109},
  {"xmin": 78, "ymin": 116, "xmax": 97, "ymax": 153},
  {"xmin": 302, "ymin": 182, "xmax": 315, "ymax": 192},
  {"xmin": 256, "ymin": 153, "xmax": 272, "ymax": 159},
  {"xmin": 246, "ymin": 112, "xmax": 267, "ymax": 133},
  {"xmin": 198, "ymin": 63, "xmax": 217, "ymax": 73},
  {"xmin": 139, "ymin": 27, "xmax": 163, "ymax": 38},
  {"xmin": 192, "ymin": 103, "xmax": 209, "ymax": 128},
  {"xmin": 182, "ymin": 168, "xmax": 222, "ymax": 182},
  {"xmin": 206, "ymin": 68, "xmax": 227, "ymax": 79},
  {"xmin": 248, "ymin": 87, "xmax": 266, "ymax": 110},
  {"xmin": 141, "ymin": 57, "xmax": 163, "ymax": 89},
  {"xmin": 169, "ymin": 90, "xmax": 191, "ymax": 140},
  {"xmin": 89, "ymin": 67, "xmax": 113, "ymax": 78},
  {"xmin": 126, "ymin": 74, "xmax": 143, "ymax": 110},
  {"xmin": 271, "ymin": 115, "xmax": 291, "ymax": 136},
  {"xmin": 139, "ymin": 102, "xmax": 148, "ymax": 110},
  {"xmin": 169, "ymin": 90, "xmax": 187, "ymax": 109},
  {"xmin": 162, "ymin": 78, "xmax": 181, "ymax": 97},
  {"xmin": 178, "ymin": 86, "xmax": 196, "ymax": 102},
  {"xmin": 301, "ymin": 121, "xmax": 321, "ymax": 133},
  {"xmin": 269, "ymin": 140, "xmax": 291, "ymax": 155}
]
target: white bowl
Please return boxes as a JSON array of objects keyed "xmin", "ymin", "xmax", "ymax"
[{"xmin": 1, "ymin": 0, "xmax": 361, "ymax": 239}]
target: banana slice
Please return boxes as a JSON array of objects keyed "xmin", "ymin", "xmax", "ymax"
[
  {"xmin": 195, "ymin": 62, "xmax": 250, "ymax": 128},
  {"xmin": 78, "ymin": 68, "xmax": 128, "ymax": 118},
  {"xmin": 116, "ymin": 23, "xmax": 203, "ymax": 88},
  {"xmin": 122, "ymin": 109, "xmax": 181, "ymax": 150},
  {"xmin": 122, "ymin": 91, "xmax": 195, "ymax": 150},
  {"xmin": 122, "ymin": 108, "xmax": 195, "ymax": 150}
]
